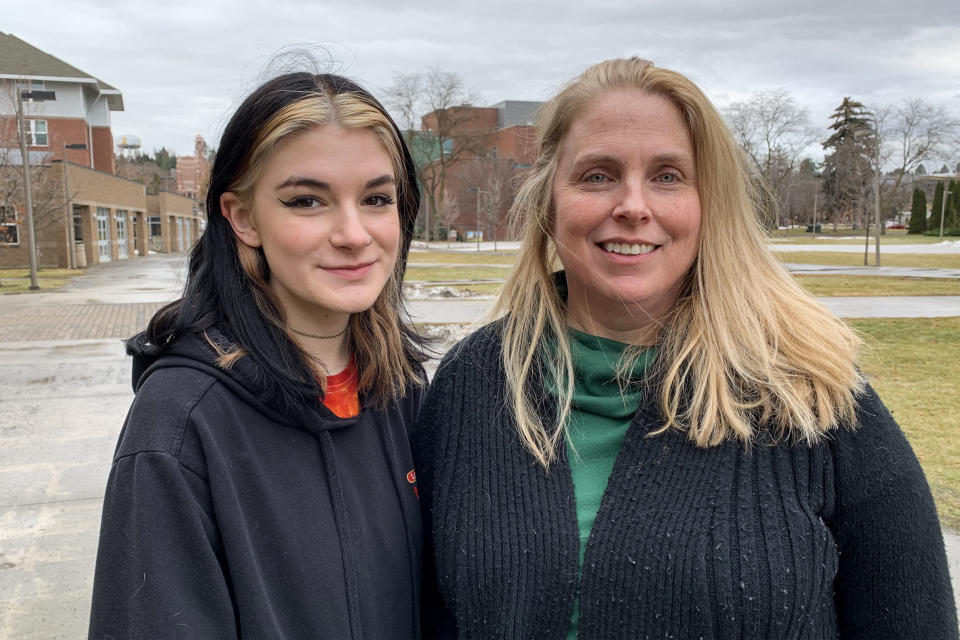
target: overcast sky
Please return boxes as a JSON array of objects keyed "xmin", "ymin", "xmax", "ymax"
[{"xmin": 5, "ymin": 0, "xmax": 959, "ymax": 160}]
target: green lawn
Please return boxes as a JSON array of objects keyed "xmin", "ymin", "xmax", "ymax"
[
  {"xmin": 796, "ymin": 276, "xmax": 960, "ymax": 297},
  {"xmin": 851, "ymin": 318, "xmax": 960, "ymax": 529},
  {"xmin": 408, "ymin": 250, "xmax": 517, "ymax": 265},
  {"xmin": 405, "ymin": 265, "xmax": 510, "ymax": 282},
  {"xmin": 770, "ymin": 229, "xmax": 944, "ymax": 245},
  {"xmin": 775, "ymin": 251, "xmax": 960, "ymax": 269},
  {"xmin": 0, "ymin": 268, "xmax": 84, "ymax": 293}
]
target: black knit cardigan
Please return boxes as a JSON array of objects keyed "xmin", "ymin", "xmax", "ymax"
[{"xmin": 413, "ymin": 322, "xmax": 957, "ymax": 639}]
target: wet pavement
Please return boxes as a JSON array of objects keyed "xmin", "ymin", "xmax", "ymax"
[{"xmin": 1, "ymin": 251, "xmax": 959, "ymax": 638}]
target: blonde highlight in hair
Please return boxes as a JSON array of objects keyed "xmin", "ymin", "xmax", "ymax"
[
  {"xmin": 225, "ymin": 84, "xmax": 424, "ymax": 406},
  {"xmin": 497, "ymin": 58, "xmax": 862, "ymax": 467}
]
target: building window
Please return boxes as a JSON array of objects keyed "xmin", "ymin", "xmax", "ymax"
[
  {"xmin": 17, "ymin": 80, "xmax": 45, "ymax": 100},
  {"xmin": 27, "ymin": 120, "xmax": 48, "ymax": 146},
  {"xmin": 1, "ymin": 205, "xmax": 20, "ymax": 244}
]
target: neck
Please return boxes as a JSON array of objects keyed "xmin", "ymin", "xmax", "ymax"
[
  {"xmin": 291, "ymin": 329, "xmax": 352, "ymax": 375},
  {"xmin": 566, "ymin": 308, "xmax": 661, "ymax": 346}
]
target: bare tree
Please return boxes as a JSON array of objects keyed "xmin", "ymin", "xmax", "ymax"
[
  {"xmin": 878, "ymin": 98, "xmax": 960, "ymax": 222},
  {"xmin": 0, "ymin": 119, "xmax": 70, "ymax": 242},
  {"xmin": 435, "ymin": 188, "xmax": 460, "ymax": 245},
  {"xmin": 724, "ymin": 89, "xmax": 818, "ymax": 227},
  {"xmin": 467, "ymin": 157, "xmax": 516, "ymax": 251},
  {"xmin": 383, "ymin": 67, "xmax": 491, "ymax": 243}
]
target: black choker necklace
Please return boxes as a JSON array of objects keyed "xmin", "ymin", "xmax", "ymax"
[{"xmin": 287, "ymin": 325, "xmax": 349, "ymax": 340}]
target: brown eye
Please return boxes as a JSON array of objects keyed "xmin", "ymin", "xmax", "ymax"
[
  {"xmin": 364, "ymin": 194, "xmax": 396, "ymax": 207},
  {"xmin": 279, "ymin": 196, "xmax": 324, "ymax": 208}
]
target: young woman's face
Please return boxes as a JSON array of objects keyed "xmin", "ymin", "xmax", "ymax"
[{"xmin": 224, "ymin": 125, "xmax": 401, "ymax": 330}]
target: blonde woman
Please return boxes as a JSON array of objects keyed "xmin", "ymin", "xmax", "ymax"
[
  {"xmin": 414, "ymin": 58, "xmax": 956, "ymax": 639},
  {"xmin": 89, "ymin": 73, "xmax": 428, "ymax": 638}
]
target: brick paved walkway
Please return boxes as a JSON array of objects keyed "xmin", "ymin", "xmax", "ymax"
[{"xmin": 0, "ymin": 302, "xmax": 166, "ymax": 342}]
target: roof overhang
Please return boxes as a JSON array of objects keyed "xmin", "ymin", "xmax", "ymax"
[{"xmin": 0, "ymin": 74, "xmax": 124, "ymax": 111}]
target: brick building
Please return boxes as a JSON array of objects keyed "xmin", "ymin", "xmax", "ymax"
[
  {"xmin": 0, "ymin": 33, "xmax": 203, "ymax": 268},
  {"xmin": 176, "ymin": 135, "xmax": 210, "ymax": 201},
  {"xmin": 420, "ymin": 100, "xmax": 540, "ymax": 242}
]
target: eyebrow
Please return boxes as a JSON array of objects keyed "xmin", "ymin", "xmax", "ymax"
[
  {"xmin": 275, "ymin": 174, "xmax": 396, "ymax": 190},
  {"xmin": 571, "ymin": 152, "xmax": 693, "ymax": 167}
]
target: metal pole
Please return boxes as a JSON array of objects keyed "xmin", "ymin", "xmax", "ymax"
[
  {"xmin": 863, "ymin": 208, "xmax": 870, "ymax": 266},
  {"xmin": 812, "ymin": 190, "xmax": 817, "ymax": 233},
  {"xmin": 940, "ymin": 187, "xmax": 949, "ymax": 241},
  {"xmin": 62, "ymin": 143, "xmax": 75, "ymax": 269},
  {"xmin": 16, "ymin": 89, "xmax": 41, "ymax": 290},
  {"xmin": 873, "ymin": 144, "xmax": 881, "ymax": 266},
  {"xmin": 476, "ymin": 190, "xmax": 481, "ymax": 252}
]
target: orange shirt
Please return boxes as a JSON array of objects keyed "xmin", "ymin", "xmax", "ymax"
[{"xmin": 322, "ymin": 356, "xmax": 360, "ymax": 418}]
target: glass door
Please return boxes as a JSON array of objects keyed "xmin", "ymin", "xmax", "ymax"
[{"xmin": 96, "ymin": 207, "xmax": 111, "ymax": 262}]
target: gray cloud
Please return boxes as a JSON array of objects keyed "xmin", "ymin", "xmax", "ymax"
[{"xmin": 4, "ymin": 0, "xmax": 958, "ymax": 157}]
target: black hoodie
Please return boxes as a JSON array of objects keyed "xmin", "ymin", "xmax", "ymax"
[{"xmin": 89, "ymin": 330, "xmax": 424, "ymax": 639}]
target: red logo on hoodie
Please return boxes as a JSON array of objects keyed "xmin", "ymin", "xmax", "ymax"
[{"xmin": 407, "ymin": 469, "xmax": 418, "ymax": 499}]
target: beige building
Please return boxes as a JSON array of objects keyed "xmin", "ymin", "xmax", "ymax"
[{"xmin": 0, "ymin": 33, "xmax": 203, "ymax": 269}]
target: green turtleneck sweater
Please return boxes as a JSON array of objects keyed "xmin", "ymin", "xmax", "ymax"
[{"xmin": 561, "ymin": 328, "xmax": 655, "ymax": 639}]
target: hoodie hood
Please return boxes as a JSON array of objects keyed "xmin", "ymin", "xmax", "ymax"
[{"xmin": 126, "ymin": 329, "xmax": 357, "ymax": 436}]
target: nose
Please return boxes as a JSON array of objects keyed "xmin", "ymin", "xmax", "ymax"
[
  {"xmin": 329, "ymin": 205, "xmax": 371, "ymax": 249},
  {"xmin": 611, "ymin": 179, "xmax": 652, "ymax": 222}
]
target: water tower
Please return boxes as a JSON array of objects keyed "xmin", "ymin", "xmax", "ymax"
[{"xmin": 115, "ymin": 133, "xmax": 141, "ymax": 159}]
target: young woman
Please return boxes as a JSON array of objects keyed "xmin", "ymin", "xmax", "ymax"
[
  {"xmin": 89, "ymin": 72, "xmax": 428, "ymax": 639},
  {"xmin": 414, "ymin": 58, "xmax": 957, "ymax": 639}
]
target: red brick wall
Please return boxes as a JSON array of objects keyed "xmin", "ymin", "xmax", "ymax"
[
  {"xmin": 91, "ymin": 127, "xmax": 115, "ymax": 174},
  {"xmin": 0, "ymin": 116, "xmax": 95, "ymax": 168},
  {"xmin": 48, "ymin": 119, "xmax": 92, "ymax": 166},
  {"xmin": 491, "ymin": 126, "xmax": 537, "ymax": 165}
]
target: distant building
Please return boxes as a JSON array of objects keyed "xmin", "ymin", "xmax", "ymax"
[
  {"xmin": 176, "ymin": 135, "xmax": 210, "ymax": 201},
  {"xmin": 0, "ymin": 33, "xmax": 202, "ymax": 268},
  {"xmin": 420, "ymin": 100, "xmax": 541, "ymax": 241},
  {"xmin": 0, "ymin": 31, "xmax": 123, "ymax": 173}
]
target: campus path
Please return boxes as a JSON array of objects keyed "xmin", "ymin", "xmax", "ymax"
[{"xmin": 1, "ymin": 252, "xmax": 958, "ymax": 638}]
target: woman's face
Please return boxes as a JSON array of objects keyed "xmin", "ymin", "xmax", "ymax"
[
  {"xmin": 551, "ymin": 89, "xmax": 701, "ymax": 339},
  {"xmin": 223, "ymin": 124, "xmax": 400, "ymax": 330}
]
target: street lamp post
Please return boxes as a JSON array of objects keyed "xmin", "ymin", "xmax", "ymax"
[
  {"xmin": 15, "ymin": 87, "xmax": 57, "ymax": 289},
  {"xmin": 872, "ymin": 141, "xmax": 881, "ymax": 266},
  {"xmin": 469, "ymin": 187, "xmax": 490, "ymax": 251},
  {"xmin": 927, "ymin": 175, "xmax": 954, "ymax": 241},
  {"xmin": 62, "ymin": 142, "xmax": 87, "ymax": 269},
  {"xmin": 941, "ymin": 186, "xmax": 952, "ymax": 241},
  {"xmin": 852, "ymin": 127, "xmax": 881, "ymax": 267}
]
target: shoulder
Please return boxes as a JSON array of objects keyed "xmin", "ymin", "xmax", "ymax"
[
  {"xmin": 828, "ymin": 382, "xmax": 914, "ymax": 466},
  {"xmin": 826, "ymin": 381, "xmax": 930, "ymax": 508},
  {"xmin": 433, "ymin": 320, "xmax": 505, "ymax": 382},
  {"xmin": 115, "ymin": 363, "xmax": 222, "ymax": 469}
]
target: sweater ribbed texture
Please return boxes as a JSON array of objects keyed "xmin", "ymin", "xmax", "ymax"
[{"xmin": 414, "ymin": 322, "xmax": 958, "ymax": 639}]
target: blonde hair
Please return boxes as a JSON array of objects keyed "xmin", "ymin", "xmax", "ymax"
[
  {"xmin": 226, "ymin": 86, "xmax": 423, "ymax": 405},
  {"xmin": 496, "ymin": 57, "xmax": 862, "ymax": 467}
]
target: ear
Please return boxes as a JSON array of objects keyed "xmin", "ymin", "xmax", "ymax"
[{"xmin": 220, "ymin": 191, "xmax": 261, "ymax": 248}]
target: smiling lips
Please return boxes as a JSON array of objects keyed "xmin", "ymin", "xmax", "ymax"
[
  {"xmin": 323, "ymin": 262, "xmax": 376, "ymax": 280},
  {"xmin": 601, "ymin": 241, "xmax": 658, "ymax": 256}
]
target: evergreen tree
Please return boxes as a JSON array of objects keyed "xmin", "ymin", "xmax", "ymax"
[
  {"xmin": 928, "ymin": 181, "xmax": 944, "ymax": 232},
  {"xmin": 908, "ymin": 188, "xmax": 926, "ymax": 233},
  {"xmin": 947, "ymin": 180, "xmax": 959, "ymax": 231},
  {"xmin": 915, "ymin": 163, "xmax": 927, "ymax": 175},
  {"xmin": 821, "ymin": 98, "xmax": 874, "ymax": 227}
]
